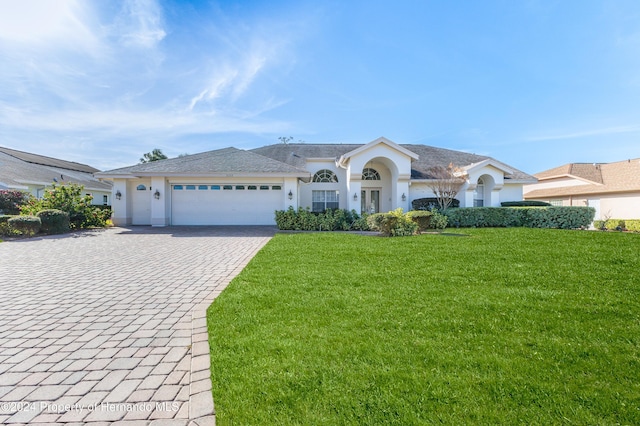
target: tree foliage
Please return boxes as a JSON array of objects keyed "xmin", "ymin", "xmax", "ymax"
[
  {"xmin": 425, "ymin": 163, "xmax": 467, "ymax": 211},
  {"xmin": 140, "ymin": 148, "xmax": 168, "ymax": 163},
  {"xmin": 0, "ymin": 189, "xmax": 33, "ymax": 214},
  {"xmin": 20, "ymin": 183, "xmax": 110, "ymax": 229}
]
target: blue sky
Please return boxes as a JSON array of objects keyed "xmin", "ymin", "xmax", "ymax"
[{"xmin": 1, "ymin": 0, "xmax": 639, "ymax": 174}]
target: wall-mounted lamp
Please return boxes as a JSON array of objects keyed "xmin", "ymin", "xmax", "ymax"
[
  {"xmin": 115, "ymin": 190, "xmax": 122, "ymax": 200},
  {"xmin": 353, "ymin": 193, "xmax": 358, "ymax": 201},
  {"xmin": 401, "ymin": 193, "xmax": 407, "ymax": 202},
  {"xmin": 154, "ymin": 189, "xmax": 160, "ymax": 200},
  {"xmin": 288, "ymin": 190, "xmax": 293, "ymax": 200}
]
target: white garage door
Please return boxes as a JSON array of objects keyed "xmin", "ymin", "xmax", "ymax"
[{"xmin": 171, "ymin": 184, "xmax": 283, "ymax": 225}]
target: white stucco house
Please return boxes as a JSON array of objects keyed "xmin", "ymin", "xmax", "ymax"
[
  {"xmin": 96, "ymin": 137, "xmax": 536, "ymax": 226},
  {"xmin": 0, "ymin": 146, "xmax": 112, "ymax": 206},
  {"xmin": 524, "ymin": 158, "xmax": 640, "ymax": 220}
]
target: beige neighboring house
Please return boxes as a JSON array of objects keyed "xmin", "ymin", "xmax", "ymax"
[
  {"xmin": 523, "ymin": 158, "xmax": 640, "ymax": 220},
  {"xmin": 0, "ymin": 146, "xmax": 112, "ymax": 206}
]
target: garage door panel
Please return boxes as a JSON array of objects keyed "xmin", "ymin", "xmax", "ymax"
[{"xmin": 171, "ymin": 186, "xmax": 282, "ymax": 225}]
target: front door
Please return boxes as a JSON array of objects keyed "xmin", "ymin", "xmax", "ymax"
[{"xmin": 361, "ymin": 189, "xmax": 380, "ymax": 214}]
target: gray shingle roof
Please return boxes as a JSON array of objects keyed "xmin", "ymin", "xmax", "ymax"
[
  {"xmin": 252, "ymin": 143, "xmax": 536, "ymax": 181},
  {"xmin": 0, "ymin": 146, "xmax": 100, "ymax": 173},
  {"xmin": 98, "ymin": 147, "xmax": 309, "ymax": 176},
  {"xmin": 0, "ymin": 151, "xmax": 112, "ymax": 191}
]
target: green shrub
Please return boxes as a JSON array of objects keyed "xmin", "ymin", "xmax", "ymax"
[
  {"xmin": 593, "ymin": 220, "xmax": 606, "ymax": 230},
  {"xmin": 603, "ymin": 219, "xmax": 626, "ymax": 231},
  {"xmin": 501, "ymin": 200, "xmax": 551, "ymax": 207},
  {"xmin": 0, "ymin": 190, "xmax": 33, "ymax": 215},
  {"xmin": 412, "ymin": 197, "xmax": 459, "ymax": 210},
  {"xmin": 444, "ymin": 207, "xmax": 594, "ymax": 229},
  {"xmin": 37, "ymin": 209, "xmax": 70, "ymax": 234},
  {"xmin": 624, "ymin": 220, "xmax": 640, "ymax": 232},
  {"xmin": 20, "ymin": 183, "xmax": 110, "ymax": 229},
  {"xmin": 8, "ymin": 215, "xmax": 41, "ymax": 236},
  {"xmin": 429, "ymin": 211, "xmax": 448, "ymax": 230},
  {"xmin": 405, "ymin": 210, "xmax": 449, "ymax": 231},
  {"xmin": 274, "ymin": 207, "xmax": 370, "ymax": 231},
  {"xmin": 526, "ymin": 207, "xmax": 595, "ymax": 229},
  {"xmin": 406, "ymin": 210, "xmax": 432, "ymax": 232},
  {"xmin": 599, "ymin": 219, "xmax": 640, "ymax": 232},
  {"xmin": 444, "ymin": 207, "xmax": 525, "ymax": 228},
  {"xmin": 0, "ymin": 215, "xmax": 19, "ymax": 236},
  {"xmin": 366, "ymin": 208, "xmax": 418, "ymax": 236}
]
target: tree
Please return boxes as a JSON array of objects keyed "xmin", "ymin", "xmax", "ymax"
[
  {"xmin": 0, "ymin": 189, "xmax": 32, "ymax": 214},
  {"xmin": 20, "ymin": 183, "xmax": 110, "ymax": 229},
  {"xmin": 425, "ymin": 163, "xmax": 467, "ymax": 211},
  {"xmin": 140, "ymin": 149, "xmax": 168, "ymax": 163}
]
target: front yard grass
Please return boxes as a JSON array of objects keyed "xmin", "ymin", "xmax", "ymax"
[{"xmin": 207, "ymin": 228, "xmax": 640, "ymax": 425}]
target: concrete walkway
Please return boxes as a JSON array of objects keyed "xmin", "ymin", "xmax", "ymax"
[{"xmin": 0, "ymin": 226, "xmax": 275, "ymax": 425}]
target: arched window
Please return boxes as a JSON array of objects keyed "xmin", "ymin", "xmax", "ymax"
[
  {"xmin": 313, "ymin": 169, "xmax": 338, "ymax": 183},
  {"xmin": 473, "ymin": 178, "xmax": 484, "ymax": 207},
  {"xmin": 136, "ymin": 184, "xmax": 147, "ymax": 191},
  {"xmin": 362, "ymin": 168, "xmax": 380, "ymax": 180}
]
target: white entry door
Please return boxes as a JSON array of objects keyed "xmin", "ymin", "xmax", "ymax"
[{"xmin": 131, "ymin": 181, "xmax": 151, "ymax": 225}]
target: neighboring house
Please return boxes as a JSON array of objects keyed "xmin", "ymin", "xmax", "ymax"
[
  {"xmin": 0, "ymin": 146, "xmax": 112, "ymax": 206},
  {"xmin": 523, "ymin": 158, "xmax": 640, "ymax": 220},
  {"xmin": 96, "ymin": 137, "xmax": 536, "ymax": 226}
]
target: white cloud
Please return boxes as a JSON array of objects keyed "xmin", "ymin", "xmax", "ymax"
[
  {"xmin": 116, "ymin": 0, "xmax": 166, "ymax": 48},
  {"xmin": 0, "ymin": 0, "xmax": 99, "ymax": 51}
]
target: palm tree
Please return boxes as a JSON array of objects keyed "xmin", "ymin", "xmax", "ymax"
[{"xmin": 140, "ymin": 149, "xmax": 168, "ymax": 163}]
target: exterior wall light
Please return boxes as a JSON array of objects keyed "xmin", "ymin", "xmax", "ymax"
[
  {"xmin": 353, "ymin": 193, "xmax": 358, "ymax": 201},
  {"xmin": 154, "ymin": 190, "xmax": 160, "ymax": 199},
  {"xmin": 115, "ymin": 190, "xmax": 122, "ymax": 200},
  {"xmin": 288, "ymin": 190, "xmax": 293, "ymax": 200},
  {"xmin": 401, "ymin": 193, "xmax": 407, "ymax": 202}
]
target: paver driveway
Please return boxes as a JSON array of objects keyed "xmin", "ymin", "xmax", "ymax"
[{"xmin": 0, "ymin": 226, "xmax": 275, "ymax": 425}]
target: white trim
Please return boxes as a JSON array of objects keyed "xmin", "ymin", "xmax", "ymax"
[{"xmin": 337, "ymin": 137, "xmax": 419, "ymax": 168}]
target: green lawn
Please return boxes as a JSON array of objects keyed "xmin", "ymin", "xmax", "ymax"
[{"xmin": 207, "ymin": 229, "xmax": 640, "ymax": 425}]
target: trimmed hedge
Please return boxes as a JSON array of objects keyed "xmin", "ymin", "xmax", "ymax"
[
  {"xmin": 405, "ymin": 210, "xmax": 448, "ymax": 231},
  {"xmin": 367, "ymin": 209, "xmax": 418, "ymax": 236},
  {"xmin": 501, "ymin": 200, "xmax": 551, "ymax": 207},
  {"xmin": 444, "ymin": 207, "xmax": 595, "ymax": 229},
  {"xmin": 37, "ymin": 209, "xmax": 70, "ymax": 234},
  {"xmin": 412, "ymin": 197, "xmax": 459, "ymax": 210},
  {"xmin": 8, "ymin": 215, "xmax": 41, "ymax": 235},
  {"xmin": 0, "ymin": 215, "xmax": 17, "ymax": 236},
  {"xmin": 594, "ymin": 219, "xmax": 640, "ymax": 232},
  {"xmin": 275, "ymin": 208, "xmax": 370, "ymax": 231}
]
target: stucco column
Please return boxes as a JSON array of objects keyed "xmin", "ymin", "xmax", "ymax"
[
  {"xmin": 490, "ymin": 185, "xmax": 503, "ymax": 207},
  {"xmin": 396, "ymin": 179, "xmax": 410, "ymax": 211},
  {"xmin": 111, "ymin": 178, "xmax": 130, "ymax": 226},
  {"xmin": 283, "ymin": 178, "xmax": 298, "ymax": 210},
  {"xmin": 348, "ymin": 179, "xmax": 361, "ymax": 213},
  {"xmin": 150, "ymin": 176, "xmax": 169, "ymax": 226}
]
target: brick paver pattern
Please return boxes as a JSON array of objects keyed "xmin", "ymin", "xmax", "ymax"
[{"xmin": 0, "ymin": 226, "xmax": 274, "ymax": 425}]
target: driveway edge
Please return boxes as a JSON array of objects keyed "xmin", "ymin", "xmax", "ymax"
[{"xmin": 187, "ymin": 236, "xmax": 272, "ymax": 426}]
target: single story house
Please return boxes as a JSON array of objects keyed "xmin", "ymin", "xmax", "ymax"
[
  {"xmin": 96, "ymin": 137, "xmax": 536, "ymax": 226},
  {"xmin": 524, "ymin": 158, "xmax": 640, "ymax": 220},
  {"xmin": 0, "ymin": 146, "xmax": 112, "ymax": 205}
]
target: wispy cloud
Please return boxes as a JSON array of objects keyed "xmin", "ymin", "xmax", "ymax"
[
  {"xmin": 526, "ymin": 125, "xmax": 640, "ymax": 141},
  {"xmin": 0, "ymin": 1, "xmax": 314, "ymax": 169},
  {"xmin": 0, "ymin": 0, "xmax": 99, "ymax": 50},
  {"xmin": 115, "ymin": 0, "xmax": 166, "ymax": 49}
]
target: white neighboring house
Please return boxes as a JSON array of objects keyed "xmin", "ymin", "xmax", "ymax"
[
  {"xmin": 96, "ymin": 137, "xmax": 537, "ymax": 226},
  {"xmin": 0, "ymin": 146, "xmax": 112, "ymax": 206},
  {"xmin": 524, "ymin": 159, "xmax": 640, "ymax": 220}
]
